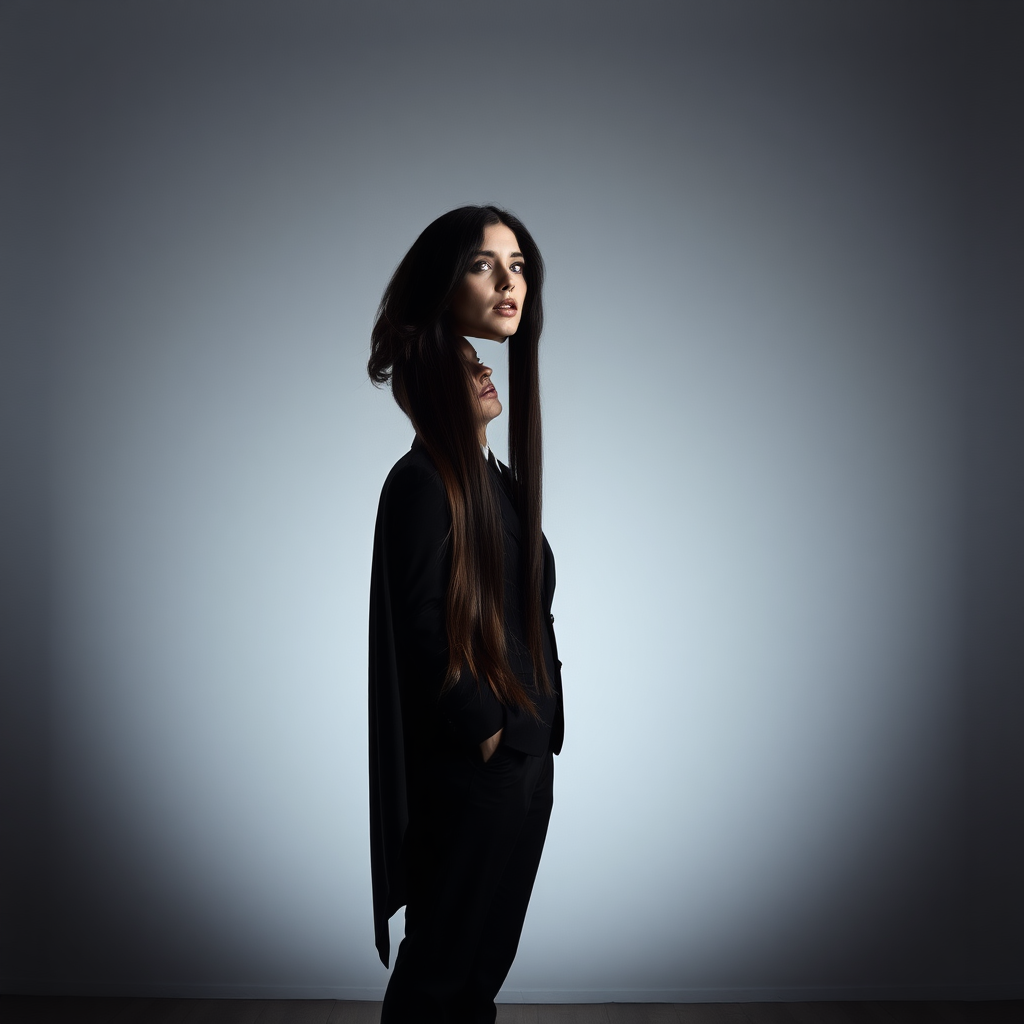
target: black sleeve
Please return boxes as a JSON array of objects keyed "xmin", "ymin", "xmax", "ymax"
[{"xmin": 383, "ymin": 460, "xmax": 505, "ymax": 746}]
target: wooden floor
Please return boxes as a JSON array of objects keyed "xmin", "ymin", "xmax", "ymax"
[{"xmin": 1, "ymin": 999, "xmax": 1022, "ymax": 1024}]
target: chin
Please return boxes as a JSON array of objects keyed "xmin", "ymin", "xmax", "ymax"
[{"xmin": 488, "ymin": 317, "xmax": 522, "ymax": 340}]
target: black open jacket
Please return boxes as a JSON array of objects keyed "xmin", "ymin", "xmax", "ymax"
[{"xmin": 368, "ymin": 438, "xmax": 563, "ymax": 966}]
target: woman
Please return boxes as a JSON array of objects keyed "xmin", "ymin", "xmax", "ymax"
[{"xmin": 367, "ymin": 205, "xmax": 563, "ymax": 1023}]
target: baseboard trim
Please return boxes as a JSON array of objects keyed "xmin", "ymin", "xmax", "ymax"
[
  {"xmin": 498, "ymin": 985, "xmax": 1024, "ymax": 1003},
  {"xmin": 2, "ymin": 980, "xmax": 1023, "ymax": 1002}
]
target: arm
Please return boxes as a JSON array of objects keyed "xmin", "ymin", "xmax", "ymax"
[{"xmin": 383, "ymin": 460, "xmax": 505, "ymax": 747}]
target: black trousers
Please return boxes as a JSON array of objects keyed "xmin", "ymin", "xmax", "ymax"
[{"xmin": 380, "ymin": 743, "xmax": 554, "ymax": 1024}]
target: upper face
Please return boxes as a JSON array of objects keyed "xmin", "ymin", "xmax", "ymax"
[
  {"xmin": 459, "ymin": 338, "xmax": 502, "ymax": 442},
  {"xmin": 450, "ymin": 221, "xmax": 527, "ymax": 342}
]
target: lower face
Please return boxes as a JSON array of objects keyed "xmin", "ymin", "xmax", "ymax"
[{"xmin": 460, "ymin": 338, "xmax": 502, "ymax": 439}]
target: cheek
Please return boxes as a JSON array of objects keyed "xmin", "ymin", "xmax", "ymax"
[
  {"xmin": 453, "ymin": 282, "xmax": 485, "ymax": 320},
  {"xmin": 468, "ymin": 280, "xmax": 489, "ymax": 306}
]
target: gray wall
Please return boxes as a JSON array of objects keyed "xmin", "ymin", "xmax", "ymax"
[{"xmin": 2, "ymin": 0, "xmax": 1021, "ymax": 1002}]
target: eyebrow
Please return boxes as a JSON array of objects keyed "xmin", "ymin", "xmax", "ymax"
[{"xmin": 473, "ymin": 250, "xmax": 525, "ymax": 259}]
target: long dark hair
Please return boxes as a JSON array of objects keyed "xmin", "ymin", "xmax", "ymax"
[{"xmin": 368, "ymin": 205, "xmax": 550, "ymax": 715}]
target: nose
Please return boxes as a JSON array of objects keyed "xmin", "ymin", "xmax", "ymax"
[
  {"xmin": 480, "ymin": 363, "xmax": 493, "ymax": 379},
  {"xmin": 497, "ymin": 265, "xmax": 515, "ymax": 291}
]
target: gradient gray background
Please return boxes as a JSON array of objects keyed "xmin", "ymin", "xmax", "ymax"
[{"xmin": 2, "ymin": 0, "xmax": 1022, "ymax": 1003}]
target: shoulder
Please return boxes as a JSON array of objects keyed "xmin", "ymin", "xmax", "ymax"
[
  {"xmin": 378, "ymin": 444, "xmax": 449, "ymax": 536},
  {"xmin": 377, "ymin": 444, "xmax": 451, "ymax": 556},
  {"xmin": 381, "ymin": 443, "xmax": 442, "ymax": 501}
]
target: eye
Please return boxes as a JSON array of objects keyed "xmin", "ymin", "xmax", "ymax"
[
  {"xmin": 511, "ymin": 261, "xmax": 525, "ymax": 274},
  {"xmin": 471, "ymin": 259, "xmax": 492, "ymax": 273}
]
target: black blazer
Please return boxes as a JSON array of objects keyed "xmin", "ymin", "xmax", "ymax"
[{"xmin": 368, "ymin": 438, "xmax": 563, "ymax": 966}]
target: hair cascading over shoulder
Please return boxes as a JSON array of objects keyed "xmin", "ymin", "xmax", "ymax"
[{"xmin": 368, "ymin": 205, "xmax": 550, "ymax": 717}]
